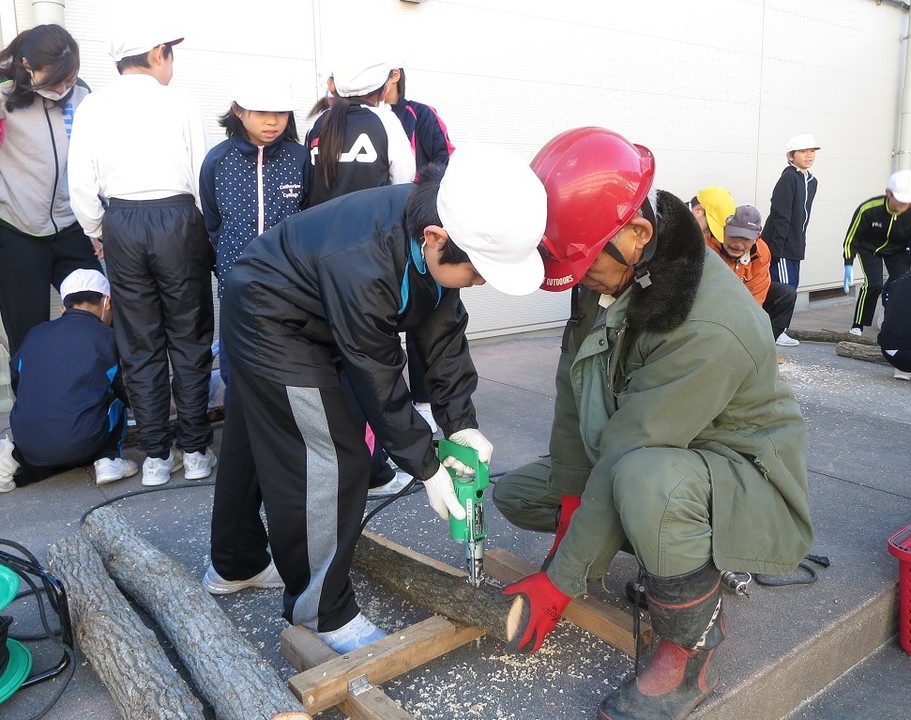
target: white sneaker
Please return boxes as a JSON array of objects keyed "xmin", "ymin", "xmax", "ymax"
[
  {"xmin": 202, "ymin": 560, "xmax": 283, "ymax": 594},
  {"xmin": 94, "ymin": 457, "xmax": 139, "ymax": 485},
  {"xmin": 848, "ymin": 327, "xmax": 863, "ymax": 337},
  {"xmin": 413, "ymin": 402, "xmax": 438, "ymax": 433},
  {"xmin": 367, "ymin": 469, "xmax": 415, "ymax": 498},
  {"xmin": 141, "ymin": 449, "xmax": 184, "ymax": 486},
  {"xmin": 894, "ymin": 369, "xmax": 911, "ymax": 381},
  {"xmin": 184, "ymin": 448, "xmax": 217, "ymax": 480},
  {"xmin": 0, "ymin": 434, "xmax": 19, "ymax": 491},
  {"xmin": 776, "ymin": 332, "xmax": 800, "ymax": 347},
  {"xmin": 316, "ymin": 612, "xmax": 387, "ymax": 654}
]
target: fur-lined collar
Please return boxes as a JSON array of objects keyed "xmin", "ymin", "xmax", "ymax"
[{"xmin": 624, "ymin": 190, "xmax": 706, "ymax": 334}]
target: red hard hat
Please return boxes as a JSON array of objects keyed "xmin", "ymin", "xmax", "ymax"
[{"xmin": 532, "ymin": 127, "xmax": 656, "ymax": 292}]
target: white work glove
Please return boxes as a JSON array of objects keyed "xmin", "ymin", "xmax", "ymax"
[
  {"xmin": 423, "ymin": 464, "xmax": 467, "ymax": 522},
  {"xmin": 447, "ymin": 428, "xmax": 493, "ymax": 463},
  {"xmin": 843, "ymin": 265, "xmax": 853, "ymax": 294}
]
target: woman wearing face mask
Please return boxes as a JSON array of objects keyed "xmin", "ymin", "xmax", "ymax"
[{"xmin": 0, "ymin": 24, "xmax": 100, "ymax": 362}]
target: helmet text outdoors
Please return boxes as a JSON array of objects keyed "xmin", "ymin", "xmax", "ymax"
[{"xmin": 531, "ymin": 127, "xmax": 656, "ymax": 292}]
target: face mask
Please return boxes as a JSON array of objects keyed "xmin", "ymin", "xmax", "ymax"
[{"xmin": 35, "ymin": 87, "xmax": 71, "ymax": 102}]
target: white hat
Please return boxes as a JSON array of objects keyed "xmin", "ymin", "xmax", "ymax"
[
  {"xmin": 332, "ymin": 58, "xmax": 393, "ymax": 98},
  {"xmin": 887, "ymin": 170, "xmax": 911, "ymax": 204},
  {"xmin": 786, "ymin": 134, "xmax": 820, "ymax": 152},
  {"xmin": 108, "ymin": 21, "xmax": 184, "ymax": 62},
  {"xmin": 60, "ymin": 269, "xmax": 110, "ymax": 300},
  {"xmin": 233, "ymin": 75, "xmax": 294, "ymax": 112},
  {"xmin": 436, "ymin": 144, "xmax": 546, "ymax": 296}
]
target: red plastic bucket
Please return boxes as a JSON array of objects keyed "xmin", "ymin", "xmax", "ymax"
[{"xmin": 887, "ymin": 524, "xmax": 911, "ymax": 654}]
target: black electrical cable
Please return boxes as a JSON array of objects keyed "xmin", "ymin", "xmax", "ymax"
[{"xmin": 0, "ymin": 540, "xmax": 76, "ymax": 720}]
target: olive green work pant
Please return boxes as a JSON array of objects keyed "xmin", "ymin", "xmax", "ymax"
[{"xmin": 492, "ymin": 448, "xmax": 714, "ymax": 579}]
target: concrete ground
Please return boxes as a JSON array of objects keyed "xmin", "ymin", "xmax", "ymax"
[{"xmin": 0, "ymin": 294, "xmax": 909, "ymax": 720}]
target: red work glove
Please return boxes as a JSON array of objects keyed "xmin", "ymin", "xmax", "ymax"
[
  {"xmin": 502, "ymin": 571, "xmax": 572, "ymax": 653},
  {"xmin": 542, "ymin": 495, "xmax": 581, "ymax": 570}
]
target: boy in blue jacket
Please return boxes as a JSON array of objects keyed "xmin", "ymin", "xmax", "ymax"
[{"xmin": 1, "ymin": 269, "xmax": 134, "ymax": 491}]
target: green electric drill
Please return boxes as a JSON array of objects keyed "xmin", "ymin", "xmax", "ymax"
[{"xmin": 437, "ymin": 439, "xmax": 489, "ymax": 587}]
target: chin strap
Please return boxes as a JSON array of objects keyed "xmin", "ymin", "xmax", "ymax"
[{"xmin": 632, "ymin": 195, "xmax": 659, "ymax": 288}]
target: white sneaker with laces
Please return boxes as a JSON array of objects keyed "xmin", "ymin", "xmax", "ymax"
[
  {"xmin": 0, "ymin": 434, "xmax": 19, "ymax": 492},
  {"xmin": 413, "ymin": 402, "xmax": 438, "ymax": 433},
  {"xmin": 848, "ymin": 327, "xmax": 863, "ymax": 337},
  {"xmin": 184, "ymin": 448, "xmax": 217, "ymax": 480},
  {"xmin": 203, "ymin": 560, "xmax": 283, "ymax": 594},
  {"xmin": 94, "ymin": 457, "xmax": 139, "ymax": 485},
  {"xmin": 775, "ymin": 332, "xmax": 800, "ymax": 347},
  {"xmin": 894, "ymin": 369, "xmax": 911, "ymax": 381},
  {"xmin": 316, "ymin": 612, "xmax": 387, "ymax": 654},
  {"xmin": 367, "ymin": 469, "xmax": 415, "ymax": 498},
  {"xmin": 142, "ymin": 449, "xmax": 184, "ymax": 486}
]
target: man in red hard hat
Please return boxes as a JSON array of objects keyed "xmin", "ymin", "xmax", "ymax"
[{"xmin": 493, "ymin": 127, "xmax": 813, "ymax": 720}]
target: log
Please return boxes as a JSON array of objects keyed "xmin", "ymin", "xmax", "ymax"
[
  {"xmin": 787, "ymin": 328, "xmax": 877, "ymax": 345},
  {"xmin": 45, "ymin": 534, "xmax": 206, "ymax": 720},
  {"xmin": 352, "ymin": 531, "xmax": 647, "ymax": 655},
  {"xmin": 82, "ymin": 505, "xmax": 309, "ymax": 720},
  {"xmin": 835, "ymin": 341, "xmax": 889, "ymax": 364}
]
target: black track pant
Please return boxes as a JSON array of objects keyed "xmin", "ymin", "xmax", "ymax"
[
  {"xmin": 210, "ymin": 364, "xmax": 371, "ymax": 631},
  {"xmin": 102, "ymin": 196, "xmax": 214, "ymax": 457},
  {"xmin": 853, "ymin": 250, "xmax": 911, "ymax": 329},
  {"xmin": 0, "ymin": 221, "xmax": 100, "ymax": 360},
  {"xmin": 763, "ymin": 281, "xmax": 797, "ymax": 339}
]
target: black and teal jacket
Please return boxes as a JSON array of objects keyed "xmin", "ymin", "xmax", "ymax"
[{"xmin": 842, "ymin": 195, "xmax": 911, "ymax": 264}]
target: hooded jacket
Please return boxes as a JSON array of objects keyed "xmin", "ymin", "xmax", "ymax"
[
  {"xmin": 547, "ymin": 191, "xmax": 813, "ymax": 596},
  {"xmin": 221, "ymin": 182, "xmax": 477, "ymax": 482},
  {"xmin": 765, "ymin": 164, "xmax": 818, "ymax": 261},
  {"xmin": 199, "ymin": 134, "xmax": 307, "ymax": 296},
  {"xmin": 0, "ymin": 79, "xmax": 90, "ymax": 236},
  {"xmin": 705, "ymin": 234, "xmax": 772, "ymax": 306}
]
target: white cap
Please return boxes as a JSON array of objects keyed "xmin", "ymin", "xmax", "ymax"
[
  {"xmin": 60, "ymin": 269, "xmax": 110, "ymax": 300},
  {"xmin": 786, "ymin": 134, "xmax": 820, "ymax": 152},
  {"xmin": 887, "ymin": 170, "xmax": 911, "ymax": 203},
  {"xmin": 233, "ymin": 74, "xmax": 294, "ymax": 112},
  {"xmin": 436, "ymin": 144, "xmax": 546, "ymax": 296},
  {"xmin": 332, "ymin": 58, "xmax": 393, "ymax": 98},
  {"xmin": 108, "ymin": 21, "xmax": 184, "ymax": 62}
]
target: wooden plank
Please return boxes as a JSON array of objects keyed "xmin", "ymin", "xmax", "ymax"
[
  {"xmin": 281, "ymin": 625, "xmax": 414, "ymax": 720},
  {"xmin": 483, "ymin": 547, "xmax": 651, "ymax": 656},
  {"xmin": 282, "ymin": 616, "xmax": 483, "ymax": 716}
]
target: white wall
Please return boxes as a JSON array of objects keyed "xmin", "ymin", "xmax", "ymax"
[{"xmin": 5, "ymin": 0, "xmax": 910, "ymax": 336}]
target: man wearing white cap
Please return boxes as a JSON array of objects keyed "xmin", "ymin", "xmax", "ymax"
[
  {"xmin": 1, "ymin": 269, "xmax": 135, "ymax": 492},
  {"xmin": 208, "ymin": 145, "xmax": 545, "ymax": 653},
  {"xmin": 67, "ymin": 19, "xmax": 216, "ymax": 487},
  {"xmin": 765, "ymin": 133, "xmax": 820, "ymax": 347},
  {"xmin": 842, "ymin": 170, "xmax": 911, "ymax": 355}
]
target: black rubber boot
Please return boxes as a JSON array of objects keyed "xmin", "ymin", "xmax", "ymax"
[{"xmin": 598, "ymin": 562, "xmax": 724, "ymax": 720}]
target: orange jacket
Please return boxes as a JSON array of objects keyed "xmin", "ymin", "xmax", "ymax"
[{"xmin": 705, "ymin": 235, "xmax": 771, "ymax": 306}]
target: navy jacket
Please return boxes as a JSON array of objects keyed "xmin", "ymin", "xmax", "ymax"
[
  {"xmin": 11, "ymin": 309, "xmax": 125, "ymax": 465},
  {"xmin": 765, "ymin": 165, "xmax": 818, "ymax": 261},
  {"xmin": 391, "ymin": 98, "xmax": 454, "ymax": 173},
  {"xmin": 199, "ymin": 135, "xmax": 307, "ymax": 296},
  {"xmin": 222, "ymin": 183, "xmax": 477, "ymax": 481}
]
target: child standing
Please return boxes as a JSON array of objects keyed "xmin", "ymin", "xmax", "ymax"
[
  {"xmin": 765, "ymin": 133, "xmax": 820, "ymax": 347},
  {"xmin": 2, "ymin": 269, "xmax": 134, "ymax": 491},
  {"xmin": 199, "ymin": 75, "xmax": 308, "ymax": 383}
]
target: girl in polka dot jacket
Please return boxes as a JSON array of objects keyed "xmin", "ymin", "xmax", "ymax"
[{"xmin": 200, "ymin": 79, "xmax": 308, "ymax": 301}]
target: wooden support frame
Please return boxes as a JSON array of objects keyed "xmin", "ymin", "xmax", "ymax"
[{"xmin": 281, "ymin": 534, "xmax": 650, "ymax": 718}]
